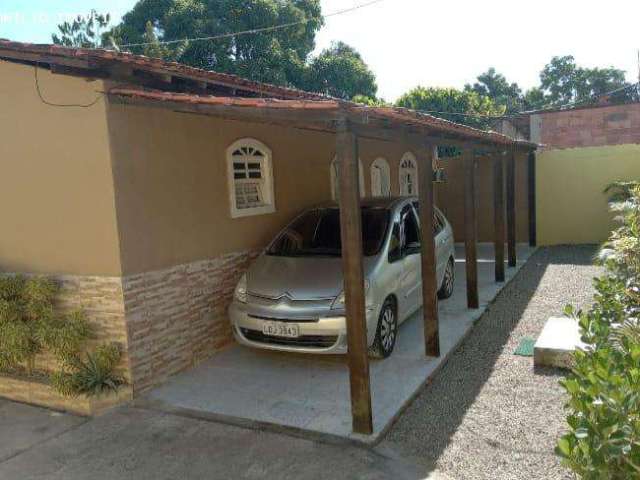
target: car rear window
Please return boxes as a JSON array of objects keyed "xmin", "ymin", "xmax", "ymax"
[{"xmin": 267, "ymin": 207, "xmax": 390, "ymax": 257}]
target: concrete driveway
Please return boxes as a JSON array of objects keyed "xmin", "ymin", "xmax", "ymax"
[{"xmin": 0, "ymin": 402, "xmax": 427, "ymax": 480}]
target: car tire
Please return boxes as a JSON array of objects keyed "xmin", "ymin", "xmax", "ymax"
[
  {"xmin": 437, "ymin": 257, "xmax": 455, "ymax": 299},
  {"xmin": 369, "ymin": 298, "xmax": 398, "ymax": 359}
]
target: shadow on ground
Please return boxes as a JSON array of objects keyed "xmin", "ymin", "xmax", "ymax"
[
  {"xmin": 0, "ymin": 246, "xmax": 600, "ymax": 480},
  {"xmin": 379, "ymin": 245, "xmax": 599, "ymax": 480}
]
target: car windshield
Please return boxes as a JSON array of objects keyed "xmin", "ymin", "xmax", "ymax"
[{"xmin": 267, "ymin": 207, "xmax": 390, "ymax": 257}]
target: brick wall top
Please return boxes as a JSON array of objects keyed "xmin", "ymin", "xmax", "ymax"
[{"xmin": 533, "ymin": 103, "xmax": 640, "ymax": 150}]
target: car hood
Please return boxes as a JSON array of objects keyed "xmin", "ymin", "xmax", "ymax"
[{"xmin": 247, "ymin": 254, "xmax": 375, "ymax": 300}]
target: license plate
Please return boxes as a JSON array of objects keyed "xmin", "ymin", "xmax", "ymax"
[{"xmin": 262, "ymin": 321, "xmax": 300, "ymax": 338}]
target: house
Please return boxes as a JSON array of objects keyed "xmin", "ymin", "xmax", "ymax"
[{"xmin": 0, "ymin": 40, "xmax": 536, "ymax": 432}]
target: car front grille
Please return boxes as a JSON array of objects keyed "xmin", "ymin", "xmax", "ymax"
[{"xmin": 240, "ymin": 328, "xmax": 338, "ymax": 349}]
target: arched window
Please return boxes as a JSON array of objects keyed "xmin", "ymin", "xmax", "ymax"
[
  {"xmin": 399, "ymin": 151, "xmax": 418, "ymax": 196},
  {"xmin": 330, "ymin": 156, "xmax": 365, "ymax": 200},
  {"xmin": 370, "ymin": 157, "xmax": 391, "ymax": 197},
  {"xmin": 226, "ymin": 138, "xmax": 275, "ymax": 218}
]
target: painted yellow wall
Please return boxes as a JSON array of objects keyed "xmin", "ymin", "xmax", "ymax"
[
  {"xmin": 0, "ymin": 61, "xmax": 122, "ymax": 275},
  {"xmin": 537, "ymin": 144, "xmax": 640, "ymax": 245}
]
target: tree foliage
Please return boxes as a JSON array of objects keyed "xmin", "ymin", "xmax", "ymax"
[
  {"xmin": 460, "ymin": 58, "xmax": 637, "ymax": 114},
  {"xmin": 465, "ymin": 67, "xmax": 523, "ymax": 114},
  {"xmin": 52, "ymin": 10, "xmax": 111, "ymax": 48},
  {"xmin": 306, "ymin": 42, "xmax": 377, "ymax": 100},
  {"xmin": 101, "ymin": 0, "xmax": 378, "ymax": 99},
  {"xmin": 140, "ymin": 20, "xmax": 189, "ymax": 62},
  {"xmin": 395, "ymin": 86, "xmax": 505, "ymax": 129},
  {"xmin": 108, "ymin": 0, "xmax": 323, "ymax": 87},
  {"xmin": 540, "ymin": 55, "xmax": 634, "ymax": 107},
  {"xmin": 557, "ymin": 182, "xmax": 640, "ymax": 478}
]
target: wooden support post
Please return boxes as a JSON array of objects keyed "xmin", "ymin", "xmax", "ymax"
[
  {"xmin": 463, "ymin": 149, "xmax": 479, "ymax": 309},
  {"xmin": 417, "ymin": 146, "xmax": 440, "ymax": 357},
  {"xmin": 335, "ymin": 117, "xmax": 373, "ymax": 435},
  {"xmin": 506, "ymin": 149, "xmax": 517, "ymax": 267},
  {"xmin": 527, "ymin": 151, "xmax": 537, "ymax": 247},
  {"xmin": 493, "ymin": 153, "xmax": 506, "ymax": 283}
]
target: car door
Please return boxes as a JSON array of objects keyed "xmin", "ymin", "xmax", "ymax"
[
  {"xmin": 433, "ymin": 209, "xmax": 449, "ymax": 286},
  {"xmin": 398, "ymin": 204, "xmax": 422, "ymax": 317},
  {"xmin": 412, "ymin": 202, "xmax": 451, "ymax": 297}
]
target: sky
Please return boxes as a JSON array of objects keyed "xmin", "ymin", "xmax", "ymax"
[{"xmin": 1, "ymin": 0, "xmax": 639, "ymax": 102}]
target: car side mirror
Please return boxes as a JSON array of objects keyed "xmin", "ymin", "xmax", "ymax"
[{"xmin": 404, "ymin": 241, "xmax": 421, "ymax": 255}]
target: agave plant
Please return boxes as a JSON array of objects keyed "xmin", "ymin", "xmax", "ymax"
[{"xmin": 51, "ymin": 343, "xmax": 125, "ymax": 397}]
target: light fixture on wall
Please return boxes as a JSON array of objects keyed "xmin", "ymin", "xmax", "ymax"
[{"xmin": 431, "ymin": 146, "xmax": 447, "ymax": 183}]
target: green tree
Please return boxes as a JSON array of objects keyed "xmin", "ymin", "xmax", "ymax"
[
  {"xmin": 306, "ymin": 42, "xmax": 377, "ymax": 100},
  {"xmin": 140, "ymin": 21, "xmax": 188, "ymax": 62},
  {"xmin": 395, "ymin": 86, "xmax": 505, "ymax": 130},
  {"xmin": 352, "ymin": 94, "xmax": 388, "ymax": 106},
  {"xmin": 522, "ymin": 86, "xmax": 546, "ymax": 111},
  {"xmin": 108, "ymin": 0, "xmax": 324, "ymax": 87},
  {"xmin": 539, "ymin": 55, "xmax": 633, "ymax": 106},
  {"xmin": 52, "ymin": 10, "xmax": 111, "ymax": 48},
  {"xmin": 465, "ymin": 67, "xmax": 523, "ymax": 114}
]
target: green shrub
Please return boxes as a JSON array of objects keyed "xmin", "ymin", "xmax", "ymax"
[
  {"xmin": 557, "ymin": 182, "xmax": 640, "ymax": 478},
  {"xmin": 0, "ymin": 275, "xmax": 126, "ymax": 397},
  {"xmin": 51, "ymin": 343, "xmax": 125, "ymax": 397},
  {"xmin": 0, "ymin": 276, "xmax": 63, "ymax": 374},
  {"xmin": 36, "ymin": 310, "xmax": 93, "ymax": 366}
]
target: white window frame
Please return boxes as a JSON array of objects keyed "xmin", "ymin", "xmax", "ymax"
[
  {"xmin": 226, "ymin": 138, "xmax": 276, "ymax": 218},
  {"xmin": 370, "ymin": 157, "xmax": 391, "ymax": 197},
  {"xmin": 399, "ymin": 151, "xmax": 418, "ymax": 196},
  {"xmin": 330, "ymin": 156, "xmax": 366, "ymax": 200}
]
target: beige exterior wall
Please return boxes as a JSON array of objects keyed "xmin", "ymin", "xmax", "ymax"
[
  {"xmin": 0, "ymin": 61, "xmax": 122, "ymax": 276},
  {"xmin": 106, "ymin": 100, "xmax": 531, "ymax": 274},
  {"xmin": 105, "ymin": 100, "xmax": 423, "ymax": 275},
  {"xmin": 435, "ymin": 152, "xmax": 530, "ymax": 243},
  {"xmin": 537, "ymin": 144, "xmax": 640, "ymax": 245}
]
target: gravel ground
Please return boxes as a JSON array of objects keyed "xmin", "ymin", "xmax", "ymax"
[{"xmin": 380, "ymin": 245, "xmax": 602, "ymax": 480}]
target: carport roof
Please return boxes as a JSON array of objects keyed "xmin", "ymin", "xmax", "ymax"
[{"xmin": 108, "ymin": 88, "xmax": 538, "ymax": 150}]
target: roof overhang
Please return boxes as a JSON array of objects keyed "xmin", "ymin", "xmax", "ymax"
[
  {"xmin": 108, "ymin": 88, "xmax": 538, "ymax": 152},
  {"xmin": 0, "ymin": 39, "xmax": 538, "ymax": 152}
]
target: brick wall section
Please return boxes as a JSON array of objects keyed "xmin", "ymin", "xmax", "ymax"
[
  {"xmin": 3, "ymin": 250, "xmax": 259, "ymax": 398},
  {"xmin": 534, "ymin": 103, "xmax": 640, "ymax": 149},
  {"xmin": 122, "ymin": 249, "xmax": 260, "ymax": 394}
]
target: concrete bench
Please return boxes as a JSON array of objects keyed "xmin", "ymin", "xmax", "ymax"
[{"xmin": 534, "ymin": 316, "xmax": 586, "ymax": 369}]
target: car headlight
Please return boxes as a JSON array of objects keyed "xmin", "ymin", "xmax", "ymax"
[
  {"xmin": 234, "ymin": 273, "xmax": 248, "ymax": 303},
  {"xmin": 331, "ymin": 279, "xmax": 371, "ymax": 310}
]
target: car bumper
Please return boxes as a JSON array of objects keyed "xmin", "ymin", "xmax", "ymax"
[{"xmin": 229, "ymin": 302, "xmax": 375, "ymax": 354}]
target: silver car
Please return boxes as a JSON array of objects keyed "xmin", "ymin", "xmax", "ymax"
[{"xmin": 229, "ymin": 197, "xmax": 455, "ymax": 358}]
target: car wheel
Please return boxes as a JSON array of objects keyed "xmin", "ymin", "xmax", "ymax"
[
  {"xmin": 369, "ymin": 298, "xmax": 397, "ymax": 359},
  {"xmin": 438, "ymin": 257, "xmax": 455, "ymax": 299}
]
